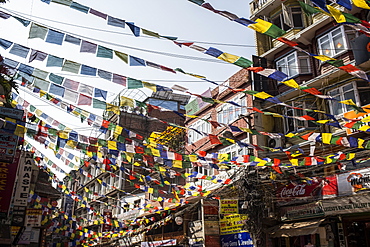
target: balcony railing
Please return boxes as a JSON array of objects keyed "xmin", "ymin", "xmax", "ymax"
[{"xmin": 249, "ymin": 0, "xmax": 273, "ymax": 16}]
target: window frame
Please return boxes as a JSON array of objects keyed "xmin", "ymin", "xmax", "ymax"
[
  {"xmin": 327, "ymin": 82, "xmax": 361, "ymax": 116},
  {"xmin": 188, "ymin": 115, "xmax": 211, "ymax": 144},
  {"xmin": 272, "ymin": 5, "xmax": 304, "ymax": 32},
  {"xmin": 317, "ymin": 26, "xmax": 357, "ymax": 59},
  {"xmin": 276, "ymin": 51, "xmax": 311, "ymax": 78},
  {"xmin": 216, "ymin": 94, "xmax": 248, "ymax": 125},
  {"xmin": 284, "ymin": 101, "xmax": 318, "ymax": 134}
]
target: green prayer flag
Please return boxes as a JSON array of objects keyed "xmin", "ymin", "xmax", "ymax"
[
  {"xmin": 97, "ymin": 46, "xmax": 113, "ymax": 59},
  {"xmin": 93, "ymin": 99, "xmax": 107, "ymax": 109},
  {"xmin": 299, "ymin": 1, "xmax": 323, "ymax": 16},
  {"xmin": 127, "ymin": 78, "xmax": 143, "ymax": 89},
  {"xmin": 188, "ymin": 0, "xmax": 205, "ymax": 5},
  {"xmin": 62, "ymin": 60, "xmax": 81, "ymax": 74},
  {"xmin": 29, "ymin": 23, "xmax": 48, "ymax": 39},
  {"xmin": 233, "ymin": 57, "xmax": 253, "ymax": 68},
  {"xmin": 51, "ymin": 0, "xmax": 72, "ymax": 6}
]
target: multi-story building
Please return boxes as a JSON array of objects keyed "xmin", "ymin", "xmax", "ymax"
[
  {"xmin": 249, "ymin": 1, "xmax": 370, "ymax": 246},
  {"xmin": 72, "ymin": 89, "xmax": 190, "ymax": 246}
]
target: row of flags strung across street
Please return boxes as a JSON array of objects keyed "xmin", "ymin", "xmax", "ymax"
[{"xmin": 37, "ymin": 0, "xmax": 370, "ymax": 83}]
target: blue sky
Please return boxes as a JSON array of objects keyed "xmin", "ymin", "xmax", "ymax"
[{"xmin": 0, "ymin": 0, "xmax": 256, "ymax": 175}]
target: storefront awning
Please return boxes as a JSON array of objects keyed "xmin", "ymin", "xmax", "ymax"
[{"xmin": 268, "ymin": 219, "xmax": 325, "ymax": 238}]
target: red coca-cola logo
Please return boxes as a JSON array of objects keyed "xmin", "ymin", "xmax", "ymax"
[{"xmin": 280, "ymin": 184, "xmax": 307, "ymax": 198}]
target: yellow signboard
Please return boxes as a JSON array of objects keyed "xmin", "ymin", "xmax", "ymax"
[
  {"xmin": 220, "ymin": 199, "xmax": 238, "ymax": 214},
  {"xmin": 219, "ymin": 214, "xmax": 248, "ymax": 235}
]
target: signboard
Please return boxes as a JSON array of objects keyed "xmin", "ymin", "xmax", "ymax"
[
  {"xmin": 0, "ymin": 107, "xmax": 24, "ymax": 120},
  {"xmin": 25, "ymin": 209, "xmax": 42, "ymax": 227},
  {"xmin": 189, "ymin": 220, "xmax": 203, "ymax": 239},
  {"xmin": 338, "ymin": 168, "xmax": 370, "ymax": 196},
  {"xmin": 276, "ymin": 181, "xmax": 322, "ymax": 201},
  {"xmin": 13, "ymin": 152, "xmax": 34, "ymax": 207},
  {"xmin": 141, "ymin": 239, "xmax": 176, "ymax": 247},
  {"xmin": 11, "ymin": 206, "xmax": 27, "ymax": 226},
  {"xmin": 280, "ymin": 202, "xmax": 324, "ymax": 221},
  {"xmin": 118, "ymin": 209, "xmax": 140, "ymax": 221},
  {"xmin": 205, "ymin": 235, "xmax": 221, "ymax": 247},
  {"xmin": 102, "ymin": 209, "xmax": 112, "ymax": 232},
  {"xmin": 0, "ymin": 150, "xmax": 20, "ymax": 219},
  {"xmin": 220, "ymin": 199, "xmax": 239, "ymax": 214},
  {"xmin": 322, "ymin": 194, "xmax": 370, "ymax": 215},
  {"xmin": 219, "ymin": 214, "xmax": 248, "ymax": 235},
  {"xmin": 0, "ymin": 129, "xmax": 18, "ymax": 163},
  {"xmin": 220, "ymin": 232, "xmax": 254, "ymax": 247}
]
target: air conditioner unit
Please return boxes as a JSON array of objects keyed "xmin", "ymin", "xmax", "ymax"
[{"xmin": 267, "ymin": 137, "xmax": 283, "ymax": 149}]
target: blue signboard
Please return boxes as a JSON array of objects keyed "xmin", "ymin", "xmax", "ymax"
[{"xmin": 220, "ymin": 232, "xmax": 254, "ymax": 247}]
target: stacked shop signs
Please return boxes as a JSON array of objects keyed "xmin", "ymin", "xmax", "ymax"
[{"xmin": 219, "ymin": 199, "xmax": 254, "ymax": 247}]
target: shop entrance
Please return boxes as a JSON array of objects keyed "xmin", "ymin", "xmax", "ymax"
[{"xmin": 345, "ymin": 221, "xmax": 370, "ymax": 247}]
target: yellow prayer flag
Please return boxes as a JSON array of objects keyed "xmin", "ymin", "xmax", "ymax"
[
  {"xmin": 358, "ymin": 138, "xmax": 365, "ymax": 148},
  {"xmin": 217, "ymin": 53, "xmax": 240, "ymax": 63},
  {"xmin": 151, "ymin": 148, "xmax": 160, "ymax": 157},
  {"xmin": 14, "ymin": 125, "xmax": 26, "ymax": 137},
  {"xmin": 189, "ymin": 155, "xmax": 198, "ymax": 162},
  {"xmin": 353, "ymin": 0, "xmax": 370, "ymax": 9},
  {"xmin": 173, "ymin": 160, "xmax": 183, "ymax": 168},
  {"xmin": 120, "ymin": 96, "xmax": 135, "ymax": 107},
  {"xmin": 322, "ymin": 133, "xmax": 332, "ymax": 144},
  {"xmin": 148, "ymin": 188, "xmax": 154, "ymax": 194},
  {"xmin": 108, "ymin": 141, "xmax": 117, "ymax": 150},
  {"xmin": 114, "ymin": 125, "xmax": 123, "ymax": 135},
  {"xmin": 143, "ymin": 82, "xmax": 157, "ymax": 92},
  {"xmin": 281, "ymin": 79, "xmax": 300, "ymax": 89},
  {"xmin": 339, "ymin": 99, "xmax": 357, "ymax": 106}
]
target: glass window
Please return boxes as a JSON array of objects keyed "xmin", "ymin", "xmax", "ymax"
[
  {"xmin": 284, "ymin": 101, "xmax": 318, "ymax": 133},
  {"xmin": 272, "ymin": 6, "xmax": 304, "ymax": 31},
  {"xmin": 328, "ymin": 82, "xmax": 360, "ymax": 116},
  {"xmin": 318, "ymin": 26, "xmax": 356, "ymax": 58},
  {"xmin": 276, "ymin": 51, "xmax": 311, "ymax": 78}
]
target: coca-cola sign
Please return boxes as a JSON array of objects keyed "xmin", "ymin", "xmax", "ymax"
[{"xmin": 277, "ymin": 181, "xmax": 322, "ymax": 200}]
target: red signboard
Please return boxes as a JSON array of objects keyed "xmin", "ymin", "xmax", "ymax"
[
  {"xmin": 0, "ymin": 150, "xmax": 20, "ymax": 218},
  {"xmin": 276, "ymin": 180, "xmax": 322, "ymax": 201},
  {"xmin": 102, "ymin": 210, "xmax": 112, "ymax": 232}
]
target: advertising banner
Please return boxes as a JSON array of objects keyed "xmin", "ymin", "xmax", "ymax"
[
  {"xmin": 220, "ymin": 214, "xmax": 248, "ymax": 235},
  {"xmin": 0, "ymin": 150, "xmax": 20, "ymax": 219},
  {"xmin": 276, "ymin": 181, "xmax": 322, "ymax": 202},
  {"xmin": 220, "ymin": 232, "xmax": 254, "ymax": 247},
  {"xmin": 338, "ymin": 168, "xmax": 370, "ymax": 196},
  {"xmin": 13, "ymin": 152, "xmax": 34, "ymax": 207},
  {"xmin": 220, "ymin": 199, "xmax": 239, "ymax": 214},
  {"xmin": 0, "ymin": 129, "xmax": 18, "ymax": 163}
]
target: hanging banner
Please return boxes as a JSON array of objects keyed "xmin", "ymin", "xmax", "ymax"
[
  {"xmin": 0, "ymin": 129, "xmax": 19, "ymax": 163},
  {"xmin": 220, "ymin": 199, "xmax": 239, "ymax": 214},
  {"xmin": 13, "ymin": 152, "xmax": 34, "ymax": 207},
  {"xmin": 337, "ymin": 168, "xmax": 370, "ymax": 196},
  {"xmin": 0, "ymin": 150, "xmax": 20, "ymax": 219}
]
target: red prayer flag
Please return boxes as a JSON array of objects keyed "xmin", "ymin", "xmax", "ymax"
[
  {"xmin": 77, "ymin": 94, "xmax": 92, "ymax": 106},
  {"xmin": 339, "ymin": 64, "xmax": 359, "ymax": 73},
  {"xmin": 209, "ymin": 134, "xmax": 222, "ymax": 145},
  {"xmin": 301, "ymin": 115, "xmax": 316, "ymax": 120},
  {"xmin": 302, "ymin": 87, "xmax": 322, "ymax": 95},
  {"xmin": 276, "ymin": 37, "xmax": 298, "ymax": 46}
]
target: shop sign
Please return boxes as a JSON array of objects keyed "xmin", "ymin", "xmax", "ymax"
[
  {"xmin": 204, "ymin": 221, "xmax": 220, "ymax": 235},
  {"xmin": 13, "ymin": 152, "xmax": 34, "ymax": 207},
  {"xmin": 11, "ymin": 206, "xmax": 27, "ymax": 226},
  {"xmin": 189, "ymin": 220, "xmax": 203, "ymax": 239},
  {"xmin": 118, "ymin": 209, "xmax": 140, "ymax": 221},
  {"xmin": 280, "ymin": 202, "xmax": 324, "ymax": 221},
  {"xmin": 0, "ymin": 129, "xmax": 18, "ymax": 163},
  {"xmin": 30, "ymin": 228, "xmax": 40, "ymax": 243},
  {"xmin": 25, "ymin": 209, "xmax": 42, "ymax": 227},
  {"xmin": 220, "ymin": 214, "xmax": 248, "ymax": 235},
  {"xmin": 102, "ymin": 209, "xmax": 112, "ymax": 232},
  {"xmin": 322, "ymin": 194, "xmax": 370, "ymax": 215},
  {"xmin": 220, "ymin": 199, "xmax": 239, "ymax": 214},
  {"xmin": 205, "ymin": 235, "xmax": 221, "ymax": 247},
  {"xmin": 0, "ymin": 108, "xmax": 24, "ymax": 120},
  {"xmin": 220, "ymin": 232, "xmax": 254, "ymax": 247},
  {"xmin": 141, "ymin": 239, "xmax": 176, "ymax": 247},
  {"xmin": 276, "ymin": 181, "xmax": 322, "ymax": 201},
  {"xmin": 0, "ymin": 150, "xmax": 20, "ymax": 218},
  {"xmin": 338, "ymin": 168, "xmax": 370, "ymax": 196}
]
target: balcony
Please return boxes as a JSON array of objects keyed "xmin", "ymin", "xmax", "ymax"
[{"xmin": 249, "ymin": 0, "xmax": 281, "ymax": 19}]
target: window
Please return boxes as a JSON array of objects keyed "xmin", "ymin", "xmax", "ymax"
[
  {"xmin": 317, "ymin": 26, "xmax": 357, "ymax": 58},
  {"xmin": 272, "ymin": 6, "xmax": 304, "ymax": 31},
  {"xmin": 327, "ymin": 81, "xmax": 370, "ymax": 116},
  {"xmin": 285, "ymin": 101, "xmax": 318, "ymax": 133},
  {"xmin": 188, "ymin": 116, "xmax": 212, "ymax": 144},
  {"xmin": 217, "ymin": 95, "xmax": 247, "ymax": 124},
  {"xmin": 276, "ymin": 51, "xmax": 311, "ymax": 78}
]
